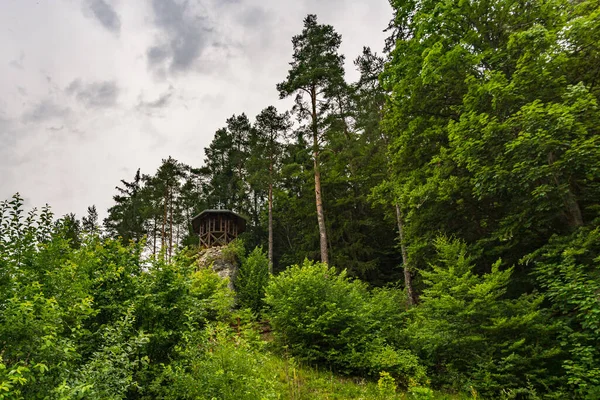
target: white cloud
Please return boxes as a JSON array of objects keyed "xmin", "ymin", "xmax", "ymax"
[{"xmin": 0, "ymin": 0, "xmax": 392, "ymax": 218}]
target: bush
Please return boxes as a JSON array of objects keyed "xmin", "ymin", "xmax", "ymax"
[
  {"xmin": 0, "ymin": 195, "xmax": 242, "ymax": 399},
  {"xmin": 52, "ymin": 308, "xmax": 149, "ymax": 400},
  {"xmin": 265, "ymin": 259, "xmax": 425, "ymax": 383},
  {"xmin": 190, "ymin": 267, "xmax": 235, "ymax": 321},
  {"xmin": 155, "ymin": 323, "xmax": 279, "ymax": 400},
  {"xmin": 265, "ymin": 260, "xmax": 369, "ymax": 363},
  {"xmin": 235, "ymin": 246, "xmax": 270, "ymax": 314},
  {"xmin": 378, "ymin": 371, "xmax": 397, "ymax": 398}
]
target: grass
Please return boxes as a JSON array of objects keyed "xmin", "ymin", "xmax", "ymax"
[
  {"xmin": 259, "ymin": 351, "xmax": 471, "ymax": 400},
  {"xmin": 215, "ymin": 318, "xmax": 474, "ymax": 400}
]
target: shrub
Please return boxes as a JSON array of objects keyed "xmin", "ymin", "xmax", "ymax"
[
  {"xmin": 265, "ymin": 259, "xmax": 425, "ymax": 382},
  {"xmin": 265, "ymin": 260, "xmax": 369, "ymax": 364},
  {"xmin": 52, "ymin": 308, "xmax": 149, "ymax": 400},
  {"xmin": 235, "ymin": 246, "xmax": 270, "ymax": 314},
  {"xmin": 221, "ymin": 238, "xmax": 245, "ymax": 264},
  {"xmin": 156, "ymin": 323, "xmax": 278, "ymax": 400},
  {"xmin": 378, "ymin": 371, "xmax": 397, "ymax": 398},
  {"xmin": 190, "ymin": 267, "xmax": 235, "ymax": 321}
]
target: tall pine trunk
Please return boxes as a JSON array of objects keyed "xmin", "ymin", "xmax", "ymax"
[
  {"xmin": 153, "ymin": 214, "xmax": 157, "ymax": 257},
  {"xmin": 311, "ymin": 85, "xmax": 329, "ymax": 265},
  {"xmin": 169, "ymin": 185, "xmax": 173, "ymax": 262},
  {"xmin": 268, "ymin": 159, "xmax": 274, "ymax": 274}
]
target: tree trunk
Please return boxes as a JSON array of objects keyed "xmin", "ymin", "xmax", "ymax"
[
  {"xmin": 169, "ymin": 185, "xmax": 173, "ymax": 262},
  {"xmin": 153, "ymin": 215, "xmax": 157, "ymax": 257},
  {"xmin": 176, "ymin": 222, "xmax": 180, "ymax": 252},
  {"xmin": 268, "ymin": 159, "xmax": 274, "ymax": 274},
  {"xmin": 564, "ymin": 190, "xmax": 583, "ymax": 228},
  {"xmin": 396, "ymin": 203, "xmax": 416, "ymax": 305},
  {"xmin": 548, "ymin": 152, "xmax": 584, "ymax": 228},
  {"xmin": 162, "ymin": 187, "xmax": 168, "ymax": 260},
  {"xmin": 311, "ymin": 84, "xmax": 329, "ymax": 265}
]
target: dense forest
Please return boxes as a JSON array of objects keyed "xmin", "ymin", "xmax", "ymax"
[{"xmin": 2, "ymin": 0, "xmax": 600, "ymax": 398}]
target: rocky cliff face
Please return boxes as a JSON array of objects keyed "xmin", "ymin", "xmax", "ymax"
[{"xmin": 197, "ymin": 247, "xmax": 238, "ymax": 290}]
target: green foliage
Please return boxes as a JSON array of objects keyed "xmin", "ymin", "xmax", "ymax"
[
  {"xmin": 265, "ymin": 260, "xmax": 368, "ymax": 365},
  {"xmin": 190, "ymin": 267, "xmax": 235, "ymax": 321},
  {"xmin": 406, "ymin": 237, "xmax": 560, "ymax": 396},
  {"xmin": 377, "ymin": 371, "xmax": 397, "ymax": 398},
  {"xmin": 0, "ymin": 194, "xmax": 95, "ymax": 398},
  {"xmin": 265, "ymin": 260, "xmax": 425, "ymax": 383},
  {"xmin": 529, "ymin": 227, "xmax": 600, "ymax": 397},
  {"xmin": 155, "ymin": 323, "xmax": 279, "ymax": 400},
  {"xmin": 5, "ymin": 1, "xmax": 600, "ymax": 397},
  {"xmin": 236, "ymin": 246, "xmax": 270, "ymax": 314},
  {"xmin": 52, "ymin": 308, "xmax": 149, "ymax": 400},
  {"xmin": 104, "ymin": 158, "xmax": 207, "ymax": 258},
  {"xmin": 276, "ymin": 14, "xmax": 345, "ymax": 100},
  {"xmin": 0, "ymin": 194, "xmax": 237, "ymax": 399},
  {"xmin": 408, "ymin": 379, "xmax": 435, "ymax": 400},
  {"xmin": 221, "ymin": 238, "xmax": 246, "ymax": 264},
  {"xmin": 382, "ymin": 0, "xmax": 600, "ymax": 285},
  {"xmin": 379, "ymin": 1, "xmax": 600, "ymax": 395}
]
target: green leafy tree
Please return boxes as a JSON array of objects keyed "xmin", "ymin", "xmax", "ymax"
[{"xmin": 382, "ymin": 0, "xmax": 600, "ymax": 296}]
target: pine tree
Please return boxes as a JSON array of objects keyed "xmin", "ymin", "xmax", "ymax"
[
  {"xmin": 153, "ymin": 157, "xmax": 186, "ymax": 261},
  {"xmin": 253, "ymin": 106, "xmax": 291, "ymax": 272},
  {"xmin": 104, "ymin": 169, "xmax": 145, "ymax": 244},
  {"xmin": 81, "ymin": 205, "xmax": 100, "ymax": 234},
  {"xmin": 277, "ymin": 14, "xmax": 346, "ymax": 265}
]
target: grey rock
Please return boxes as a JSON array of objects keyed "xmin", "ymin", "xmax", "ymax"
[{"xmin": 197, "ymin": 247, "xmax": 239, "ymax": 290}]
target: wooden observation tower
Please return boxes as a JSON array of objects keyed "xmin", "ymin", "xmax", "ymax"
[{"xmin": 191, "ymin": 210, "xmax": 246, "ymax": 248}]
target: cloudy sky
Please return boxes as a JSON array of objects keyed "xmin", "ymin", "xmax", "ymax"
[{"xmin": 0, "ymin": 0, "xmax": 392, "ymax": 219}]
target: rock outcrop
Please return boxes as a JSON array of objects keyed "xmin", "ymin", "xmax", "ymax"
[{"xmin": 197, "ymin": 246, "xmax": 239, "ymax": 290}]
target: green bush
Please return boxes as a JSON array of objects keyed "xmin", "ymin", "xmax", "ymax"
[
  {"xmin": 221, "ymin": 238, "xmax": 246, "ymax": 264},
  {"xmin": 190, "ymin": 267, "xmax": 235, "ymax": 321},
  {"xmin": 265, "ymin": 260, "xmax": 425, "ymax": 383},
  {"xmin": 52, "ymin": 308, "xmax": 149, "ymax": 400},
  {"xmin": 155, "ymin": 323, "xmax": 279, "ymax": 400},
  {"xmin": 265, "ymin": 260, "xmax": 369, "ymax": 364},
  {"xmin": 378, "ymin": 371, "xmax": 397, "ymax": 398},
  {"xmin": 235, "ymin": 246, "xmax": 270, "ymax": 314}
]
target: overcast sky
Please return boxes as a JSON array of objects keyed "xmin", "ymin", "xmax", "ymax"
[{"xmin": 0, "ymin": 0, "xmax": 392, "ymax": 219}]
